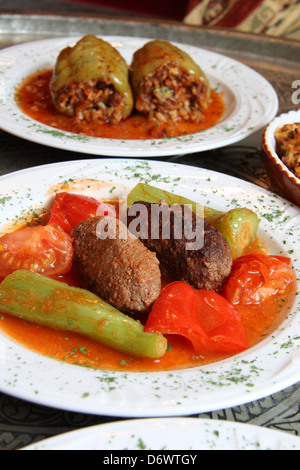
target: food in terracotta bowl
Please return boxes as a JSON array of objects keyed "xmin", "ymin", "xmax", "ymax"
[{"xmin": 262, "ymin": 109, "xmax": 300, "ymax": 206}]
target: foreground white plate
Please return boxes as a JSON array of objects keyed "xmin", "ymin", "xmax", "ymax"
[
  {"xmin": 0, "ymin": 159, "xmax": 300, "ymax": 417},
  {"xmin": 22, "ymin": 417, "xmax": 300, "ymax": 450},
  {"xmin": 0, "ymin": 36, "xmax": 278, "ymax": 157}
]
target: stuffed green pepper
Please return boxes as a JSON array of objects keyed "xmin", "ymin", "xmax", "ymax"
[
  {"xmin": 50, "ymin": 35, "xmax": 133, "ymax": 124},
  {"xmin": 130, "ymin": 40, "xmax": 211, "ymax": 123}
]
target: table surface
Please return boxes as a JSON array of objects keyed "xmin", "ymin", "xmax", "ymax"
[{"xmin": 0, "ymin": 7, "xmax": 300, "ymax": 450}]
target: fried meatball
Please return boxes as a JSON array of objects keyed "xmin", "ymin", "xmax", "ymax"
[
  {"xmin": 126, "ymin": 201, "xmax": 232, "ymax": 291},
  {"xmin": 72, "ymin": 216, "xmax": 161, "ymax": 315}
]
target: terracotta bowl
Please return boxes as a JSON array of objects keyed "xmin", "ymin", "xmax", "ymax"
[{"xmin": 262, "ymin": 109, "xmax": 300, "ymax": 207}]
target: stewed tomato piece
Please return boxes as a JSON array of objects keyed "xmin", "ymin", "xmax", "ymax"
[
  {"xmin": 0, "ymin": 224, "xmax": 73, "ymax": 278},
  {"xmin": 223, "ymin": 254, "xmax": 296, "ymax": 305},
  {"xmin": 48, "ymin": 192, "xmax": 116, "ymax": 233}
]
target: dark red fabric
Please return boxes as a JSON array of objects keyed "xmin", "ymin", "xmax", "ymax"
[
  {"xmin": 68, "ymin": 0, "xmax": 188, "ymax": 21},
  {"xmin": 186, "ymin": 0, "xmax": 205, "ymax": 14}
]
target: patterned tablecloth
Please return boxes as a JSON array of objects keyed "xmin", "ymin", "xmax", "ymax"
[{"xmin": 0, "ymin": 6, "xmax": 300, "ymax": 450}]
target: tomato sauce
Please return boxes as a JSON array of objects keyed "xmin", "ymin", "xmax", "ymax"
[
  {"xmin": 15, "ymin": 69, "xmax": 225, "ymax": 140},
  {"xmin": 0, "ymin": 239, "xmax": 296, "ymax": 372}
]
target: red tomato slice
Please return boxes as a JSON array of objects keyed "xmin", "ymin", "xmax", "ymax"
[
  {"xmin": 48, "ymin": 192, "xmax": 116, "ymax": 233},
  {"xmin": 144, "ymin": 281, "xmax": 249, "ymax": 354},
  {"xmin": 0, "ymin": 224, "xmax": 73, "ymax": 278},
  {"xmin": 223, "ymin": 254, "xmax": 296, "ymax": 305}
]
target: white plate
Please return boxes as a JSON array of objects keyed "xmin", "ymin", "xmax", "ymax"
[
  {"xmin": 0, "ymin": 36, "xmax": 278, "ymax": 157},
  {"xmin": 22, "ymin": 418, "xmax": 300, "ymax": 450},
  {"xmin": 0, "ymin": 159, "xmax": 300, "ymax": 417}
]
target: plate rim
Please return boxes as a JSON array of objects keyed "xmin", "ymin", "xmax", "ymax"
[{"xmin": 21, "ymin": 416, "xmax": 300, "ymax": 450}]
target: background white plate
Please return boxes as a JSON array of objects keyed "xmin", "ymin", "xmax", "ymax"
[
  {"xmin": 0, "ymin": 159, "xmax": 300, "ymax": 417},
  {"xmin": 22, "ymin": 417, "xmax": 300, "ymax": 450},
  {"xmin": 0, "ymin": 36, "xmax": 278, "ymax": 157}
]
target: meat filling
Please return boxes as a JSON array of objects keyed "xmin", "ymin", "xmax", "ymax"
[
  {"xmin": 52, "ymin": 78, "xmax": 125, "ymax": 124},
  {"xmin": 135, "ymin": 64, "xmax": 210, "ymax": 123}
]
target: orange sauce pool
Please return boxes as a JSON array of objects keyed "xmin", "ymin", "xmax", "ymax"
[
  {"xmin": 15, "ymin": 69, "xmax": 225, "ymax": 140},
  {"xmin": 0, "ymin": 240, "xmax": 296, "ymax": 372}
]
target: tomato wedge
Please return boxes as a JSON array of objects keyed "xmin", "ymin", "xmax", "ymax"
[
  {"xmin": 48, "ymin": 192, "xmax": 116, "ymax": 233},
  {"xmin": 144, "ymin": 281, "xmax": 249, "ymax": 354},
  {"xmin": 0, "ymin": 224, "xmax": 73, "ymax": 278},
  {"xmin": 223, "ymin": 254, "xmax": 296, "ymax": 305}
]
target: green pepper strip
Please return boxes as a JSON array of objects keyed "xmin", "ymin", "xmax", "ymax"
[{"xmin": 0, "ymin": 269, "xmax": 167, "ymax": 359}]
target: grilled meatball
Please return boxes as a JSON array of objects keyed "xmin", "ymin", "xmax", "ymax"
[
  {"xmin": 72, "ymin": 216, "xmax": 161, "ymax": 315},
  {"xmin": 126, "ymin": 201, "xmax": 232, "ymax": 291}
]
